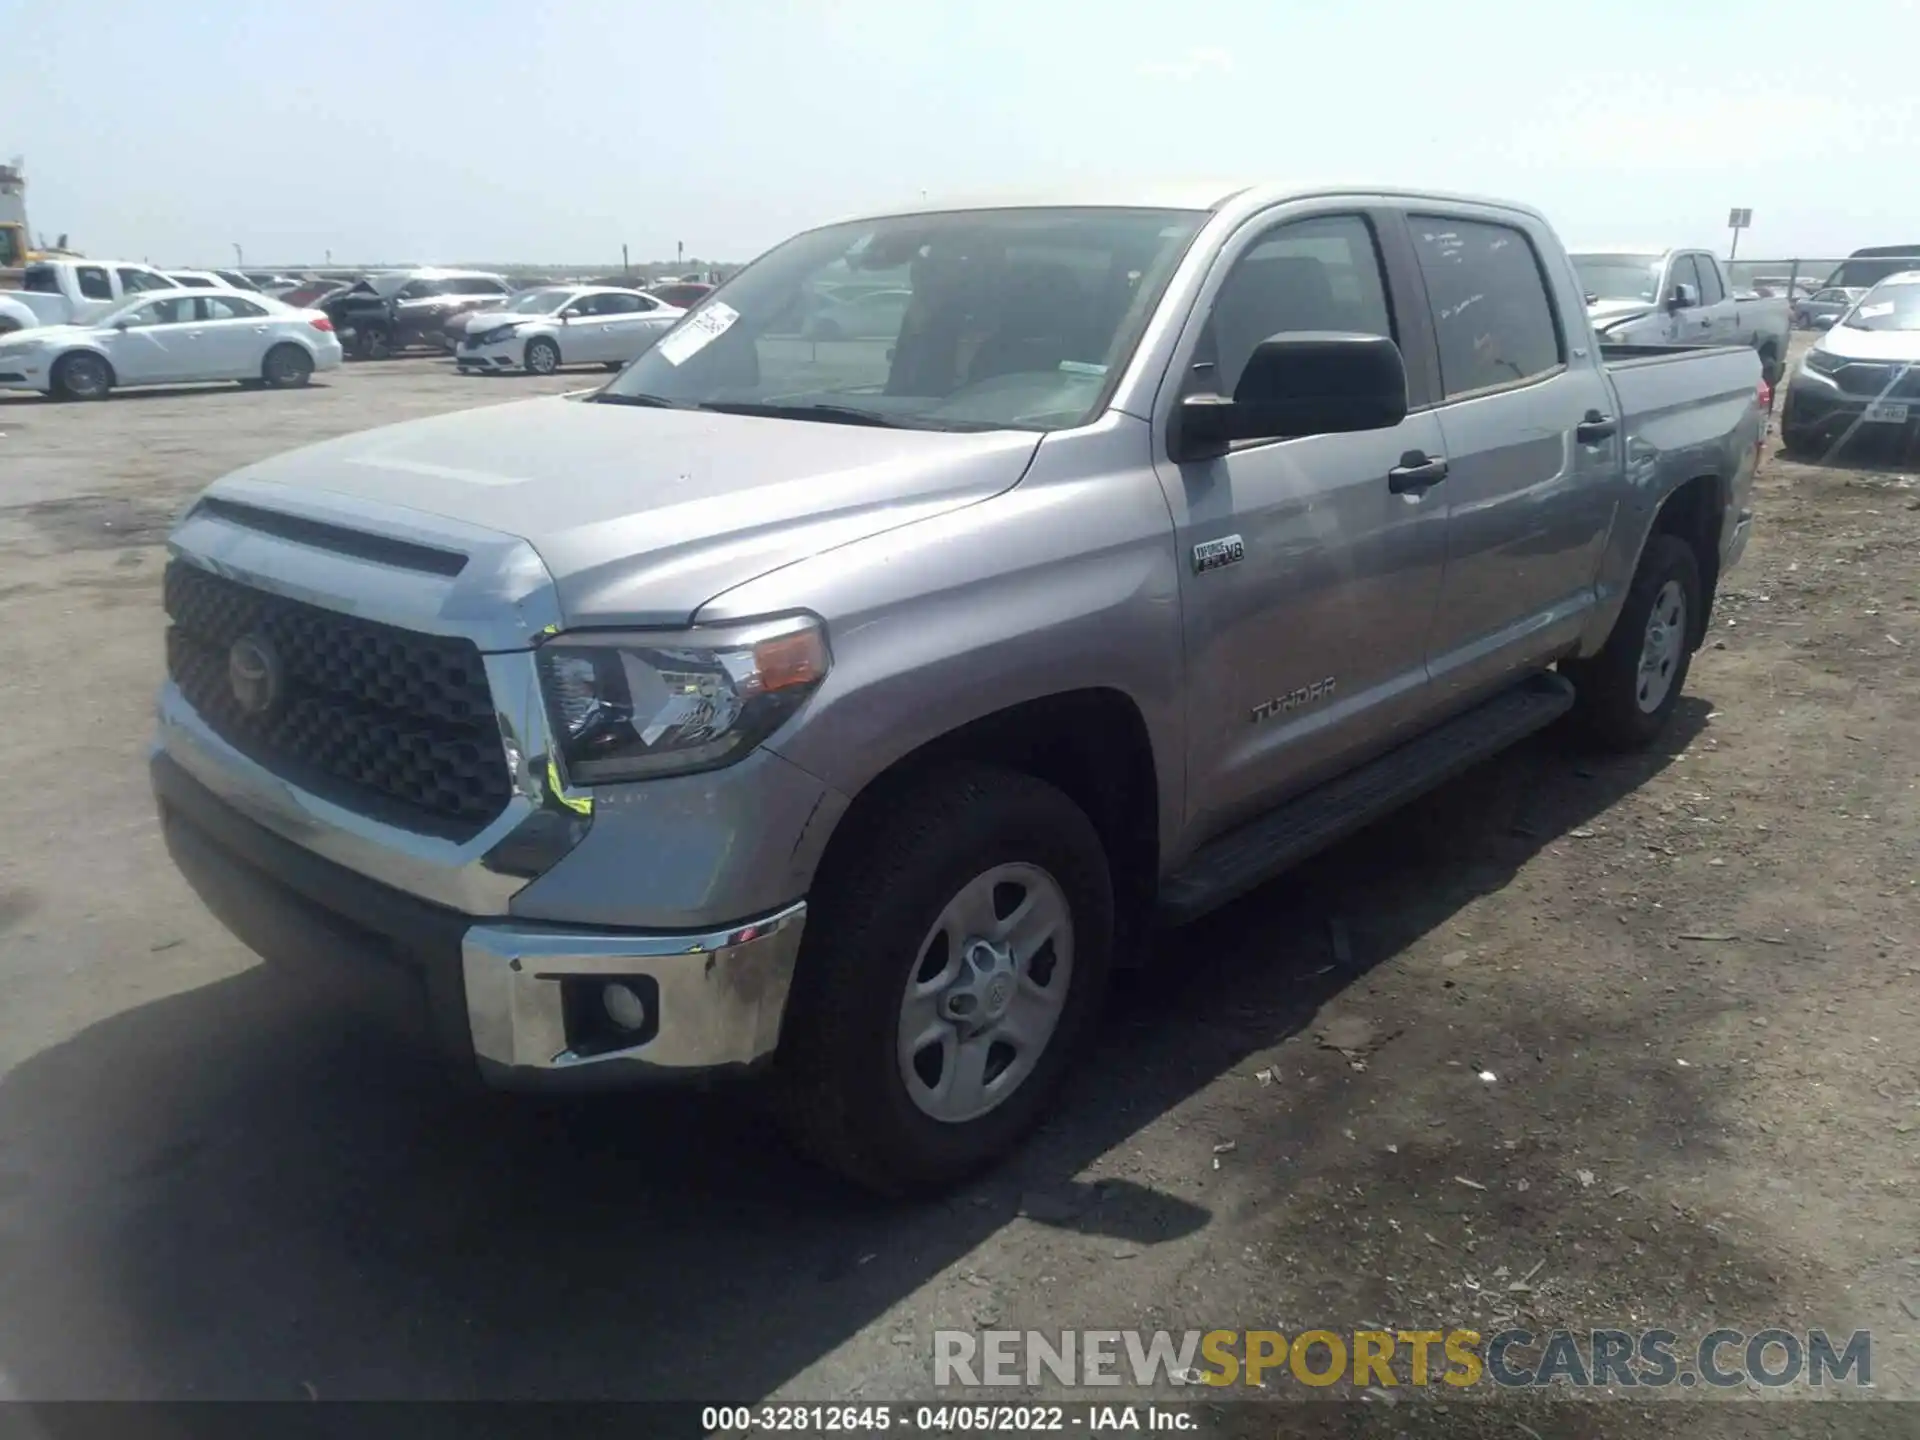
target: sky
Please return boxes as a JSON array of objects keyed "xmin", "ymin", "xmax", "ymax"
[{"xmin": 3, "ymin": 0, "xmax": 1917, "ymax": 269}]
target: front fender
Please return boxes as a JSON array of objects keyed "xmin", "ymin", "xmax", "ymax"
[
  {"xmin": 695, "ymin": 411, "xmax": 1188, "ymax": 867},
  {"xmin": 0, "ymin": 294, "xmax": 40, "ymax": 331}
]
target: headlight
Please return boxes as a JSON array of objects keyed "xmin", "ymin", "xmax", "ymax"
[
  {"xmin": 536, "ymin": 615, "xmax": 830, "ymax": 783},
  {"xmin": 1803, "ymin": 348, "xmax": 1841, "ymax": 376},
  {"xmin": 476, "ymin": 324, "xmax": 519, "ymax": 346}
]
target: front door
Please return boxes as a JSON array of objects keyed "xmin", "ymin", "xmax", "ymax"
[
  {"xmin": 1154, "ymin": 206, "xmax": 1452, "ymax": 845},
  {"xmin": 559, "ymin": 295, "xmax": 615, "ymax": 363},
  {"xmin": 98, "ymin": 295, "xmax": 204, "ymax": 383}
]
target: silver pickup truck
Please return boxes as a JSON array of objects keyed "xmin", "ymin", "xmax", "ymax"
[
  {"xmin": 152, "ymin": 184, "xmax": 1764, "ymax": 1194},
  {"xmin": 1572, "ymin": 247, "xmax": 1790, "ymax": 386}
]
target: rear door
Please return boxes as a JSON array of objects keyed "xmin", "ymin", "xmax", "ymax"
[
  {"xmin": 596, "ymin": 292, "xmax": 673, "ymax": 362},
  {"xmin": 1400, "ymin": 207, "xmax": 1618, "ymax": 707},
  {"xmin": 196, "ymin": 293, "xmax": 275, "ymax": 377},
  {"xmin": 1154, "ymin": 202, "xmax": 1454, "ymax": 841},
  {"xmin": 1693, "ymin": 253, "xmax": 1738, "ymax": 344}
]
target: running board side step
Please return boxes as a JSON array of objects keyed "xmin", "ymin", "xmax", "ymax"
[{"xmin": 1157, "ymin": 671, "xmax": 1576, "ymax": 926}]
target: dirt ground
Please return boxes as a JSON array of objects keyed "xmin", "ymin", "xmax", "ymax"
[{"xmin": 0, "ymin": 346, "xmax": 1915, "ymax": 1436}]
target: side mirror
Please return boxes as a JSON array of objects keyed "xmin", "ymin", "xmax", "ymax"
[
  {"xmin": 1814, "ymin": 313, "xmax": 1837, "ymax": 330},
  {"xmin": 1667, "ymin": 282, "xmax": 1700, "ymax": 311},
  {"xmin": 112, "ymin": 320, "xmax": 131, "ymax": 332},
  {"xmin": 1173, "ymin": 332, "xmax": 1408, "ymax": 460}
]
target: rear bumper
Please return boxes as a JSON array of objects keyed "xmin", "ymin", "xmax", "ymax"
[{"xmin": 153, "ymin": 750, "xmax": 806, "ymax": 1090}]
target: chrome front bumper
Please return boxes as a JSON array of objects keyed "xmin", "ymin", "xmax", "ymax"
[
  {"xmin": 153, "ymin": 749, "xmax": 807, "ymax": 1089},
  {"xmin": 463, "ymin": 903, "xmax": 807, "ymax": 1085}
]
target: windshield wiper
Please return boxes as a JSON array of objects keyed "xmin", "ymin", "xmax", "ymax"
[
  {"xmin": 589, "ymin": 391, "xmax": 687, "ymax": 408},
  {"xmin": 693, "ymin": 400, "xmax": 905, "ymax": 428}
]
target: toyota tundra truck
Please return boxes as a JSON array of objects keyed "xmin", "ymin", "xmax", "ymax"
[{"xmin": 152, "ymin": 184, "xmax": 1763, "ymax": 1195}]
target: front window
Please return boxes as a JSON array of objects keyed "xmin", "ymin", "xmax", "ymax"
[
  {"xmin": 1572, "ymin": 253, "xmax": 1662, "ymax": 305},
  {"xmin": 0, "ymin": 229, "xmax": 20, "ymax": 268},
  {"xmin": 597, "ymin": 206, "xmax": 1207, "ymax": 432},
  {"xmin": 1841, "ymin": 280, "xmax": 1920, "ymax": 332}
]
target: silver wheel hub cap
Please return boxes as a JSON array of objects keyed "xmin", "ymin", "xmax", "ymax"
[
  {"xmin": 898, "ymin": 862, "xmax": 1073, "ymax": 1124},
  {"xmin": 1636, "ymin": 580, "xmax": 1686, "ymax": 714}
]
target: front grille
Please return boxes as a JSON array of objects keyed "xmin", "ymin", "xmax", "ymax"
[
  {"xmin": 163, "ymin": 560, "xmax": 512, "ymax": 840},
  {"xmin": 1833, "ymin": 363, "xmax": 1920, "ymax": 399}
]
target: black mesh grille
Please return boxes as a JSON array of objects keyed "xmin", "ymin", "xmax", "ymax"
[{"xmin": 163, "ymin": 560, "xmax": 511, "ymax": 839}]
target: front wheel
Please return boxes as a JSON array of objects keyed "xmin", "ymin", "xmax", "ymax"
[
  {"xmin": 1562, "ymin": 534, "xmax": 1702, "ymax": 750},
  {"xmin": 524, "ymin": 337, "xmax": 560, "ymax": 375},
  {"xmin": 52, "ymin": 351, "xmax": 112, "ymax": 401},
  {"xmin": 355, "ymin": 327, "xmax": 392, "ymax": 361},
  {"xmin": 774, "ymin": 766, "xmax": 1114, "ymax": 1195}
]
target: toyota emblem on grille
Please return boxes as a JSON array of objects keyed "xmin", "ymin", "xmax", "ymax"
[{"xmin": 227, "ymin": 634, "xmax": 282, "ymax": 717}]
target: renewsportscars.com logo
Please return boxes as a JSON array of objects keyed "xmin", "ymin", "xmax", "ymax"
[{"xmin": 933, "ymin": 1328, "xmax": 1873, "ymax": 1390}]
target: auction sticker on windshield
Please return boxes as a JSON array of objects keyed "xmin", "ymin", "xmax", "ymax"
[{"xmin": 656, "ymin": 301, "xmax": 739, "ymax": 367}]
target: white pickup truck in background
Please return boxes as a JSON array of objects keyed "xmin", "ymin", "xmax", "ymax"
[
  {"xmin": 1572, "ymin": 247, "xmax": 1790, "ymax": 385},
  {"xmin": 0, "ymin": 258, "xmax": 182, "ymax": 334}
]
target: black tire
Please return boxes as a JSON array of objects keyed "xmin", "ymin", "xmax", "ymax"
[
  {"xmin": 774, "ymin": 765, "xmax": 1115, "ymax": 1196},
  {"xmin": 51, "ymin": 350, "xmax": 112, "ymax": 401},
  {"xmin": 1779, "ymin": 427, "xmax": 1817, "ymax": 461},
  {"xmin": 524, "ymin": 337, "xmax": 560, "ymax": 375},
  {"xmin": 261, "ymin": 344, "xmax": 314, "ymax": 389},
  {"xmin": 1562, "ymin": 533, "xmax": 1702, "ymax": 751},
  {"xmin": 356, "ymin": 326, "xmax": 392, "ymax": 361}
]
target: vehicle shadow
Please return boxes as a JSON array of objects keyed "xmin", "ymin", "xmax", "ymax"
[
  {"xmin": 0, "ymin": 383, "xmax": 336, "ymax": 405},
  {"xmin": 0, "ymin": 698, "xmax": 1759, "ymax": 1403}
]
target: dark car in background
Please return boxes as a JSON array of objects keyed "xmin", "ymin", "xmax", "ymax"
[
  {"xmin": 648, "ymin": 280, "xmax": 714, "ymax": 308},
  {"xmin": 320, "ymin": 268, "xmax": 514, "ymax": 359}
]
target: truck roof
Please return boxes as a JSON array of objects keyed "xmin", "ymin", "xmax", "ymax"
[{"xmin": 833, "ymin": 181, "xmax": 1551, "ymax": 226}]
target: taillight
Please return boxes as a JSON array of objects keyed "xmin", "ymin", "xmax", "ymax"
[
  {"xmin": 1757, "ymin": 378, "xmax": 1772, "ymax": 411},
  {"xmin": 310, "ymin": 315, "xmax": 334, "ymax": 333}
]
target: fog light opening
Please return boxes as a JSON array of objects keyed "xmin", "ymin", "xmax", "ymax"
[{"xmin": 602, "ymin": 981, "xmax": 649, "ymax": 1033}]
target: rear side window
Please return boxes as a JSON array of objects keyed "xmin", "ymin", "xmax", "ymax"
[
  {"xmin": 77, "ymin": 266, "xmax": 113, "ymax": 300},
  {"xmin": 203, "ymin": 295, "xmax": 267, "ymax": 320},
  {"xmin": 118, "ymin": 267, "xmax": 173, "ymax": 294},
  {"xmin": 1409, "ymin": 217, "xmax": 1562, "ymax": 398},
  {"xmin": 452, "ymin": 277, "xmax": 507, "ymax": 296},
  {"xmin": 1695, "ymin": 256, "xmax": 1726, "ymax": 304},
  {"xmin": 23, "ymin": 264, "xmax": 59, "ymax": 293}
]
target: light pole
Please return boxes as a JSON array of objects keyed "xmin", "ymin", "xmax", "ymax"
[{"xmin": 232, "ymin": 242, "xmax": 243, "ymax": 268}]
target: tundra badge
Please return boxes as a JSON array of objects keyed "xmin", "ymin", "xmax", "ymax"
[
  {"xmin": 1252, "ymin": 677, "xmax": 1337, "ymax": 724},
  {"xmin": 1192, "ymin": 534, "xmax": 1246, "ymax": 574}
]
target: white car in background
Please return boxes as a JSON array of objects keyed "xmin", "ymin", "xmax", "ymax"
[
  {"xmin": 166, "ymin": 270, "xmax": 236, "ymax": 290},
  {"xmin": 455, "ymin": 285, "xmax": 682, "ymax": 375},
  {"xmin": 0, "ymin": 290, "xmax": 342, "ymax": 399}
]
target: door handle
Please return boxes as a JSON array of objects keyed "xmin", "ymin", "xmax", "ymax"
[
  {"xmin": 1387, "ymin": 452, "xmax": 1448, "ymax": 494},
  {"xmin": 1576, "ymin": 410, "xmax": 1617, "ymax": 443}
]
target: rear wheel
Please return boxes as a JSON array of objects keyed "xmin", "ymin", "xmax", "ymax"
[
  {"xmin": 525, "ymin": 337, "xmax": 560, "ymax": 375},
  {"xmin": 356, "ymin": 326, "xmax": 392, "ymax": 361},
  {"xmin": 1563, "ymin": 534, "xmax": 1701, "ymax": 750},
  {"xmin": 774, "ymin": 766, "xmax": 1114, "ymax": 1196},
  {"xmin": 52, "ymin": 351, "xmax": 112, "ymax": 401},
  {"xmin": 261, "ymin": 344, "xmax": 314, "ymax": 389}
]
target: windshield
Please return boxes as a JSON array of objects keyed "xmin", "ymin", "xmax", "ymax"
[
  {"xmin": 1572, "ymin": 254, "xmax": 1661, "ymax": 304},
  {"xmin": 1841, "ymin": 281, "xmax": 1920, "ymax": 332},
  {"xmin": 597, "ymin": 206, "xmax": 1207, "ymax": 432},
  {"xmin": 507, "ymin": 289, "xmax": 574, "ymax": 314}
]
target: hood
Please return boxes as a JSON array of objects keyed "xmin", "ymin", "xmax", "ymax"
[
  {"xmin": 1586, "ymin": 298, "xmax": 1656, "ymax": 328},
  {"xmin": 445, "ymin": 306, "xmax": 513, "ymax": 335},
  {"xmin": 1815, "ymin": 326, "xmax": 1920, "ymax": 363},
  {"xmin": 0, "ymin": 321, "xmax": 94, "ymax": 347},
  {"xmin": 206, "ymin": 396, "xmax": 1044, "ymax": 629}
]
